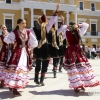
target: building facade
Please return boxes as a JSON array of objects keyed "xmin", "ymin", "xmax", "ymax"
[{"xmin": 0, "ymin": 0, "xmax": 100, "ymax": 47}]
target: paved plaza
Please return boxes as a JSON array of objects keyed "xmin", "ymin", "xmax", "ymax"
[{"xmin": 0, "ymin": 59, "xmax": 100, "ymax": 100}]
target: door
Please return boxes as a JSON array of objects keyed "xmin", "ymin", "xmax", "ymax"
[
  {"xmin": 6, "ymin": 0, "xmax": 11, "ymax": 3},
  {"xmin": 5, "ymin": 19, "xmax": 12, "ymax": 32},
  {"xmin": 91, "ymin": 24, "xmax": 96, "ymax": 36}
]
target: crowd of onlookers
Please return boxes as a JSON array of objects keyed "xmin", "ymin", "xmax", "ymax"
[{"xmin": 83, "ymin": 44, "xmax": 100, "ymax": 59}]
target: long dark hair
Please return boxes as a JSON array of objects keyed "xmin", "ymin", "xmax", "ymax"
[
  {"xmin": 14, "ymin": 19, "xmax": 23, "ymax": 31},
  {"xmin": 69, "ymin": 21, "xmax": 85, "ymax": 53}
]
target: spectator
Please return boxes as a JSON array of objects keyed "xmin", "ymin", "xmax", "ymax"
[
  {"xmin": 90, "ymin": 46, "xmax": 96, "ymax": 59},
  {"xmin": 96, "ymin": 45, "xmax": 100, "ymax": 59},
  {"xmin": 85, "ymin": 46, "xmax": 90, "ymax": 59}
]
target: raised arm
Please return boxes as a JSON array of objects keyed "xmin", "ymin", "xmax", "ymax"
[
  {"xmin": 46, "ymin": 4, "xmax": 60, "ymax": 33},
  {"xmin": 57, "ymin": 15, "xmax": 67, "ymax": 36},
  {"xmin": 78, "ymin": 22, "xmax": 89, "ymax": 37},
  {"xmin": 4, "ymin": 31, "xmax": 15, "ymax": 44}
]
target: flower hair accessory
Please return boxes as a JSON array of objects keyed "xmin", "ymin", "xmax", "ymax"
[{"xmin": 68, "ymin": 21, "xmax": 78, "ymax": 34}]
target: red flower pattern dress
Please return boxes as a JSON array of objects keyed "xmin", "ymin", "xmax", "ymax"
[
  {"xmin": 4, "ymin": 29, "xmax": 38, "ymax": 88},
  {"xmin": 59, "ymin": 22, "xmax": 100, "ymax": 89},
  {"xmin": 0, "ymin": 34, "xmax": 12, "ymax": 81}
]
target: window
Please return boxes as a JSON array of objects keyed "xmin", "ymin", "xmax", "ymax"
[
  {"xmin": 3, "ymin": 13, "xmax": 15, "ymax": 32},
  {"xmin": 91, "ymin": 24, "xmax": 97, "ymax": 36},
  {"xmin": 79, "ymin": 2, "xmax": 83, "ymax": 10},
  {"xmin": 5, "ymin": 19, "xmax": 12, "ymax": 32},
  {"xmin": 91, "ymin": 3, "xmax": 95, "ymax": 11},
  {"xmin": 6, "ymin": 0, "xmax": 11, "ymax": 3},
  {"xmin": 89, "ymin": 19, "xmax": 98, "ymax": 36}
]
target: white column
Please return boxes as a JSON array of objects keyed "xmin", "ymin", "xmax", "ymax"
[
  {"xmin": 66, "ymin": 11, "xmax": 69, "ymax": 25},
  {"xmin": 31, "ymin": 8, "xmax": 34, "ymax": 28},
  {"xmin": 12, "ymin": 15, "xmax": 14, "ymax": 29},
  {"xmin": 4, "ymin": 15, "xmax": 5, "ymax": 25},
  {"xmin": 74, "ymin": 12, "xmax": 77, "ymax": 24},
  {"xmin": 21, "ymin": 7, "xmax": 24, "ymax": 19}
]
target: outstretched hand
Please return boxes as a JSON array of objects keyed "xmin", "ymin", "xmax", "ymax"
[
  {"xmin": 56, "ymin": 4, "xmax": 60, "ymax": 12},
  {"xmin": 74, "ymin": 24, "xmax": 78, "ymax": 28},
  {"xmin": 60, "ymin": 15, "xmax": 64, "ymax": 21}
]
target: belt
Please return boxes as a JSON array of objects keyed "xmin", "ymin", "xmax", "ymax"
[{"xmin": 19, "ymin": 45, "xmax": 27, "ymax": 48}]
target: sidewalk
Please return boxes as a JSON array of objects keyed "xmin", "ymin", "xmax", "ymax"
[{"xmin": 0, "ymin": 59, "xmax": 100, "ymax": 100}]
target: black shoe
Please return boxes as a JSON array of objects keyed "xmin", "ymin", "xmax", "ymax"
[
  {"xmin": 40, "ymin": 82, "xmax": 45, "ymax": 86},
  {"xmin": 81, "ymin": 87, "xmax": 85, "ymax": 91},
  {"xmin": 40, "ymin": 76, "xmax": 45, "ymax": 86},
  {"xmin": 34, "ymin": 75, "xmax": 40, "ymax": 84},
  {"xmin": 34, "ymin": 80, "xmax": 40, "ymax": 84},
  {"xmin": 0, "ymin": 80, "xmax": 4, "ymax": 88},
  {"xmin": 9, "ymin": 87, "xmax": 13, "ymax": 91},
  {"xmin": 13, "ymin": 88, "xmax": 21, "ymax": 96},
  {"xmin": 59, "ymin": 68, "xmax": 62, "ymax": 72},
  {"xmin": 53, "ymin": 71, "xmax": 56, "ymax": 78},
  {"xmin": 74, "ymin": 88, "xmax": 80, "ymax": 92}
]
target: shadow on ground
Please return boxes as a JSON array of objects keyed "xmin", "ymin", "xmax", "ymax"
[
  {"xmin": 0, "ymin": 91, "xmax": 20, "ymax": 99},
  {"xmin": 29, "ymin": 89, "xmax": 91, "ymax": 97}
]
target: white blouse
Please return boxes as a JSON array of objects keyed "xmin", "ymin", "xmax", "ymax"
[
  {"xmin": 78, "ymin": 22, "xmax": 89, "ymax": 37},
  {"xmin": 28, "ymin": 15, "xmax": 57, "ymax": 35},
  {"xmin": 4, "ymin": 30, "xmax": 38, "ymax": 49},
  {"xmin": 46, "ymin": 16, "xmax": 57, "ymax": 33},
  {"xmin": 57, "ymin": 22, "xmax": 89, "ymax": 39}
]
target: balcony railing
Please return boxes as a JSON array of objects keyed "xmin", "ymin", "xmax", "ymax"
[
  {"xmin": 91, "ymin": 31, "xmax": 98, "ymax": 36},
  {"xmin": 84, "ymin": 32, "xmax": 100, "ymax": 36},
  {"xmin": 91, "ymin": 7, "xmax": 95, "ymax": 11}
]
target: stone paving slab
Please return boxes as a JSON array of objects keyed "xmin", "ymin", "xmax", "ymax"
[{"xmin": 0, "ymin": 59, "xmax": 100, "ymax": 100}]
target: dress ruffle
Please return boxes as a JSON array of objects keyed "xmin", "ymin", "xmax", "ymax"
[
  {"xmin": 0, "ymin": 65, "xmax": 6, "ymax": 80},
  {"xmin": 66, "ymin": 64, "xmax": 100, "ymax": 89},
  {"xmin": 64, "ymin": 45, "xmax": 100, "ymax": 89},
  {"xmin": 4, "ymin": 66, "xmax": 29, "ymax": 88}
]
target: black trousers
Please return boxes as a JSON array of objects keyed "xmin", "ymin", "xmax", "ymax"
[
  {"xmin": 35, "ymin": 59, "xmax": 49, "ymax": 73},
  {"xmin": 91, "ymin": 52, "xmax": 95, "ymax": 59},
  {"xmin": 59, "ymin": 57, "xmax": 63, "ymax": 65},
  {"xmin": 53, "ymin": 58, "xmax": 59, "ymax": 67}
]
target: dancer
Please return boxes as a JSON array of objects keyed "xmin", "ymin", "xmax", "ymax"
[
  {"xmin": 4, "ymin": 19, "xmax": 38, "ymax": 95},
  {"xmin": 48, "ymin": 23, "xmax": 59, "ymax": 78},
  {"xmin": 33, "ymin": 4, "xmax": 60, "ymax": 85},
  {"xmin": 57, "ymin": 16, "xmax": 67, "ymax": 72},
  {"xmin": 0, "ymin": 25, "xmax": 12, "ymax": 88},
  {"xmin": 50, "ymin": 15, "xmax": 66, "ymax": 77},
  {"xmin": 62, "ymin": 21, "xmax": 100, "ymax": 92}
]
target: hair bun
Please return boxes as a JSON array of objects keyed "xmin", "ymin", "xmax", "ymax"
[{"xmin": 69, "ymin": 21, "xmax": 75, "ymax": 26}]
